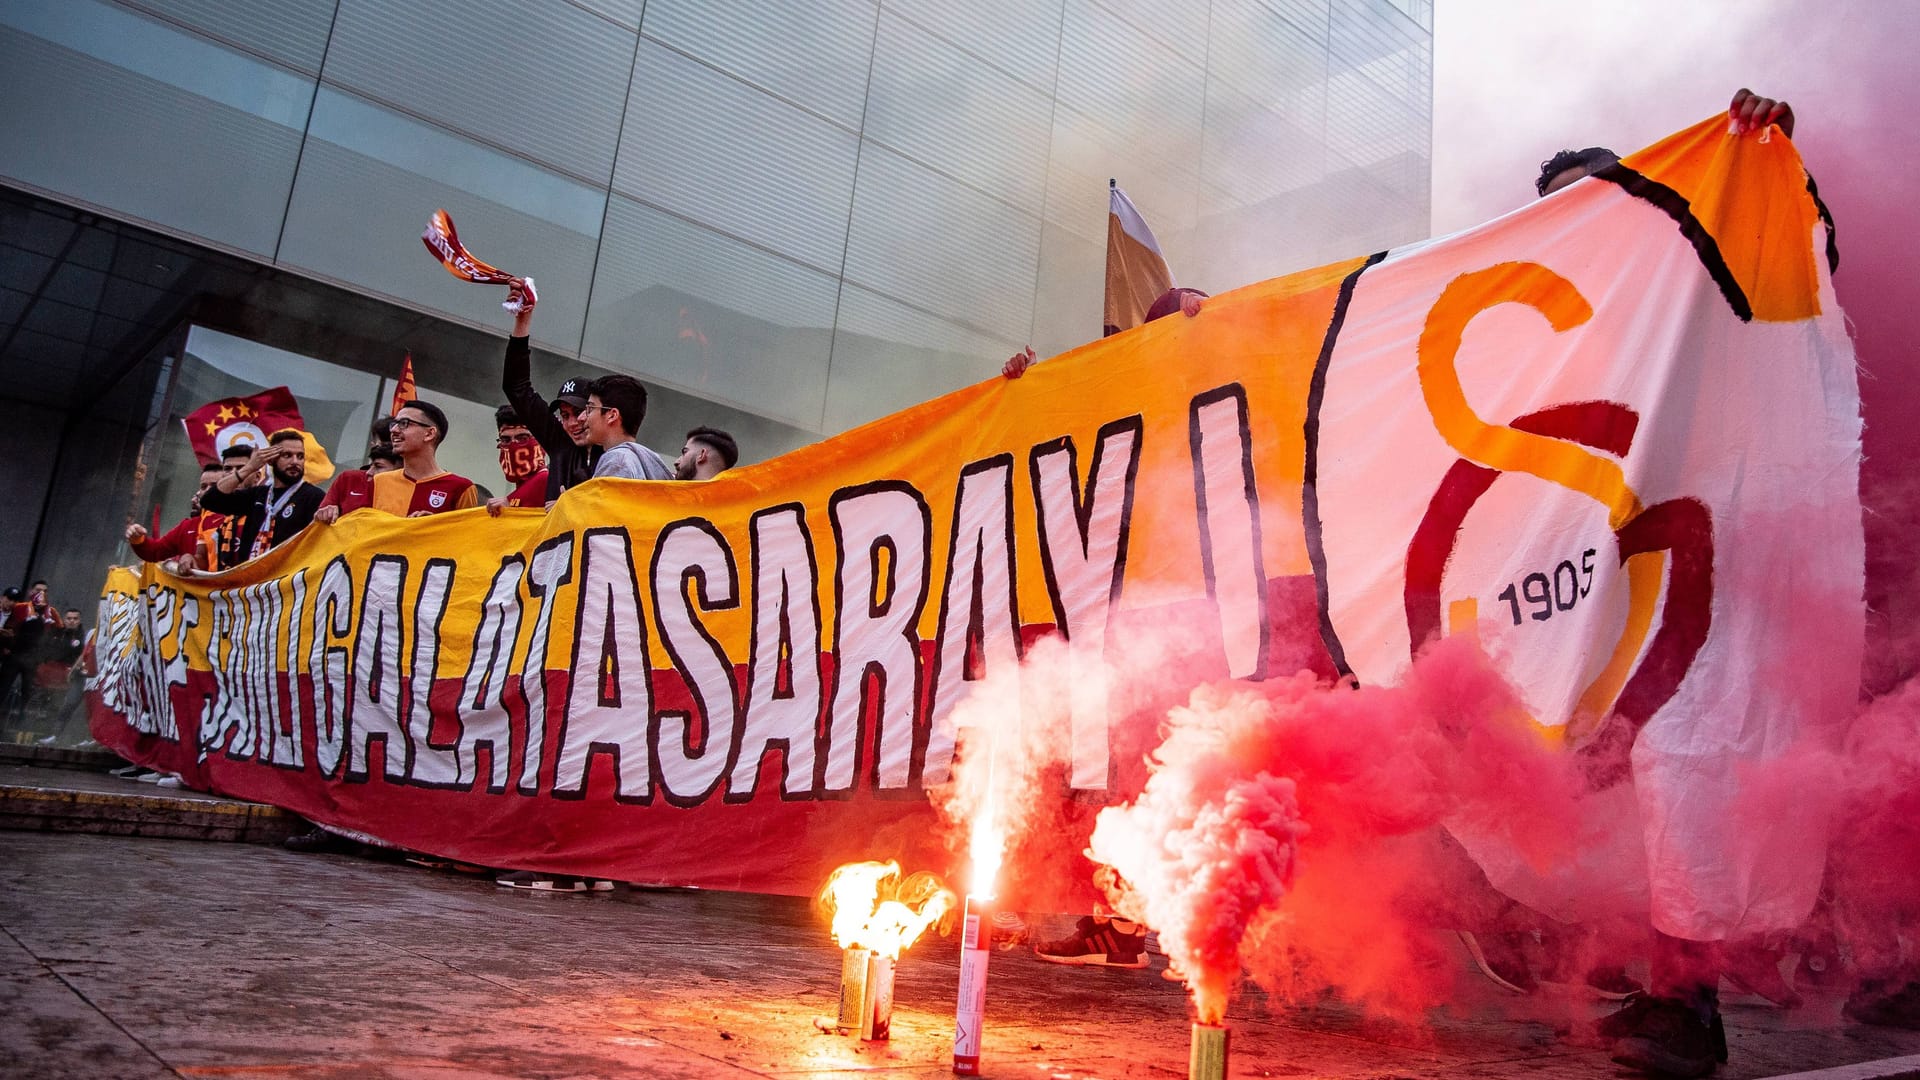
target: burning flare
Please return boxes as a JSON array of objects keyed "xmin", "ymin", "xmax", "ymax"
[{"xmin": 819, "ymin": 860, "xmax": 956, "ymax": 959}]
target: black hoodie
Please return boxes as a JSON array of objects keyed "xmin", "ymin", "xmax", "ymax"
[{"xmin": 502, "ymin": 335, "xmax": 600, "ymax": 504}]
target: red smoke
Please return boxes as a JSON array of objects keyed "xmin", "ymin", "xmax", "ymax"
[{"xmin": 1089, "ymin": 636, "xmax": 1592, "ymax": 1023}]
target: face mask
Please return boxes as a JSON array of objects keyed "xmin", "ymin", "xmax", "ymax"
[{"xmin": 498, "ymin": 434, "xmax": 547, "ymax": 483}]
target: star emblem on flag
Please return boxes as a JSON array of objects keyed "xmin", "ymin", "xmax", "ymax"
[{"xmin": 181, "ymin": 387, "xmax": 325, "ymax": 481}]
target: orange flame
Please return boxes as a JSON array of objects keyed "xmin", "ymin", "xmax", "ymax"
[
  {"xmin": 818, "ymin": 860, "xmax": 956, "ymax": 960},
  {"xmin": 968, "ymin": 777, "xmax": 1003, "ymax": 900}
]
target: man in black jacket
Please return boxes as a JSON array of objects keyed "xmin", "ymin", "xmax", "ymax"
[
  {"xmin": 198, "ymin": 429, "xmax": 326, "ymax": 564},
  {"xmin": 501, "ymin": 280, "xmax": 600, "ymax": 506}
]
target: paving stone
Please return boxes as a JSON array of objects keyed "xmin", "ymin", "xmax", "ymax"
[{"xmin": 3, "ymin": 831, "xmax": 1919, "ymax": 1078}]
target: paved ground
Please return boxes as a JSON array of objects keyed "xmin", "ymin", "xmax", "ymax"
[{"xmin": 5, "ymin": 827, "xmax": 1920, "ymax": 1079}]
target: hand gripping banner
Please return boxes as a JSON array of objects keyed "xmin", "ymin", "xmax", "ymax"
[{"xmin": 94, "ymin": 115, "xmax": 1860, "ymax": 932}]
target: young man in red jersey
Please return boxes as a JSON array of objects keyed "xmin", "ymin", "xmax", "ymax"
[
  {"xmin": 315, "ymin": 401, "xmax": 476, "ymax": 522},
  {"xmin": 125, "ymin": 462, "xmax": 230, "ymax": 574},
  {"xmin": 485, "ymin": 404, "xmax": 550, "ymax": 515}
]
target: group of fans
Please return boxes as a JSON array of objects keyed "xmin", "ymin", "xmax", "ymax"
[
  {"xmin": 108, "ymin": 278, "xmax": 742, "ymax": 880},
  {"xmin": 123, "ymin": 278, "xmax": 738, "ymax": 579},
  {"xmin": 0, "ymin": 581, "xmax": 86, "ymax": 740}
]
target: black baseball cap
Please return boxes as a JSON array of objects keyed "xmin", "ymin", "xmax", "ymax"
[
  {"xmin": 552, "ymin": 378, "xmax": 592, "ymax": 411},
  {"xmin": 2, "ymin": 587, "xmax": 20, "ymax": 600}
]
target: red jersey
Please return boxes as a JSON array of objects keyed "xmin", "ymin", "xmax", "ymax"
[
  {"xmin": 132, "ymin": 511, "xmax": 228, "ymax": 564},
  {"xmin": 507, "ymin": 469, "xmax": 549, "ymax": 508},
  {"xmin": 323, "ymin": 469, "xmax": 477, "ymax": 517},
  {"xmin": 318, "ymin": 470, "xmax": 374, "ymax": 514}
]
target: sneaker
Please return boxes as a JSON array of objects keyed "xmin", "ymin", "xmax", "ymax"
[
  {"xmin": 1610, "ymin": 994, "xmax": 1726, "ymax": 1078},
  {"xmin": 152, "ymin": 776, "xmax": 183, "ymax": 788},
  {"xmin": 1034, "ymin": 916, "xmax": 1149, "ymax": 968},
  {"xmin": 1458, "ymin": 930, "xmax": 1537, "ymax": 994},
  {"xmin": 134, "ymin": 771, "xmax": 167, "ymax": 783},
  {"xmin": 495, "ymin": 870, "xmax": 614, "ymax": 892},
  {"xmin": 1843, "ymin": 978, "xmax": 1920, "ymax": 1030},
  {"xmin": 283, "ymin": 827, "xmax": 356, "ymax": 854},
  {"xmin": 1593, "ymin": 992, "xmax": 1660, "ymax": 1040},
  {"xmin": 108, "ymin": 764, "xmax": 151, "ymax": 779}
]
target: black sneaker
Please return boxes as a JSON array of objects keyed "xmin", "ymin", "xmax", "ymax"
[
  {"xmin": 1593, "ymin": 991, "xmax": 1659, "ymax": 1040},
  {"xmin": 1458, "ymin": 931, "xmax": 1537, "ymax": 994},
  {"xmin": 283, "ymin": 827, "xmax": 356, "ymax": 854},
  {"xmin": 1034, "ymin": 916, "xmax": 1149, "ymax": 968},
  {"xmin": 1843, "ymin": 978, "xmax": 1920, "ymax": 1029},
  {"xmin": 1610, "ymin": 994, "xmax": 1727, "ymax": 1078},
  {"xmin": 495, "ymin": 870, "xmax": 614, "ymax": 892}
]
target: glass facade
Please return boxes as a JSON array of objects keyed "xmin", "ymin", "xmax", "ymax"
[
  {"xmin": 0, "ymin": 0, "xmax": 1430, "ymax": 736},
  {"xmin": 3, "ymin": 0, "xmax": 1432, "ymax": 428}
]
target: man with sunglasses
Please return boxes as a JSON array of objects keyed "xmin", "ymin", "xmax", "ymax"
[
  {"xmin": 501, "ymin": 279, "xmax": 604, "ymax": 505},
  {"xmin": 484, "ymin": 404, "xmax": 550, "ymax": 515}
]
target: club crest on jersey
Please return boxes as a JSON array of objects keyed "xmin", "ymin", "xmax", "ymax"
[{"xmin": 428, "ymin": 490, "xmax": 448, "ymax": 509}]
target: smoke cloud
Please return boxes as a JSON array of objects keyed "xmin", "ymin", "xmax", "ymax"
[
  {"xmin": 1432, "ymin": 0, "xmax": 1920, "ymax": 682},
  {"xmin": 1087, "ymin": 635, "xmax": 1593, "ymax": 1023}
]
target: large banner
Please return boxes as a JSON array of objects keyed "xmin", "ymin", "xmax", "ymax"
[{"xmin": 92, "ymin": 116, "xmax": 1860, "ymax": 929}]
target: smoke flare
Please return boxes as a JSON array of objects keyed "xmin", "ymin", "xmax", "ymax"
[{"xmin": 1090, "ymin": 636, "xmax": 1588, "ymax": 1023}]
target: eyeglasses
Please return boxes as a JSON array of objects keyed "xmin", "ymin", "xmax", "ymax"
[
  {"xmin": 575, "ymin": 404, "xmax": 611, "ymax": 416},
  {"xmin": 389, "ymin": 417, "xmax": 437, "ymax": 432},
  {"xmin": 496, "ymin": 433, "xmax": 537, "ymax": 448}
]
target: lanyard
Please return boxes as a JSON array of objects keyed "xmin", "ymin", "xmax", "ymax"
[{"xmin": 252, "ymin": 479, "xmax": 306, "ymax": 558}]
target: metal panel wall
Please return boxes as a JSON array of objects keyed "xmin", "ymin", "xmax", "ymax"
[
  {"xmin": 0, "ymin": 1, "xmax": 311, "ymax": 257},
  {"xmin": 320, "ymin": 0, "xmax": 635, "ymax": 184},
  {"xmin": 0, "ymin": 0, "xmax": 1433, "ymax": 442}
]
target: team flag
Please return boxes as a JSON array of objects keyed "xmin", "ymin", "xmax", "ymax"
[
  {"xmin": 181, "ymin": 386, "xmax": 334, "ymax": 484},
  {"xmin": 1103, "ymin": 181, "xmax": 1175, "ymax": 336},
  {"xmin": 421, "ymin": 209, "xmax": 536, "ymax": 314},
  {"xmin": 390, "ymin": 353, "xmax": 416, "ymax": 415}
]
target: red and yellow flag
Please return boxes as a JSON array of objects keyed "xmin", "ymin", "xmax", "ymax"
[
  {"xmin": 390, "ymin": 353, "xmax": 416, "ymax": 415},
  {"xmin": 181, "ymin": 386, "xmax": 334, "ymax": 483}
]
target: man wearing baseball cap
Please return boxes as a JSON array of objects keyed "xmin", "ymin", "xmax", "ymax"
[{"xmin": 501, "ymin": 281, "xmax": 607, "ymax": 507}]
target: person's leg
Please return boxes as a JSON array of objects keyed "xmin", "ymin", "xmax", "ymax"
[
  {"xmin": 1607, "ymin": 930, "xmax": 1726, "ymax": 1078},
  {"xmin": 46, "ymin": 680, "xmax": 89, "ymax": 745}
]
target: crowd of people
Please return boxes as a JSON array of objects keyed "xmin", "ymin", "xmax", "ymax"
[
  {"xmin": 103, "ymin": 278, "xmax": 741, "ymax": 883},
  {"xmin": 0, "ymin": 581, "xmax": 87, "ymax": 741},
  {"xmin": 120, "ymin": 278, "xmax": 738, "ymax": 581}
]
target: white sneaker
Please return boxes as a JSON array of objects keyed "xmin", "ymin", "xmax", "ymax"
[{"xmin": 153, "ymin": 776, "xmax": 184, "ymax": 788}]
